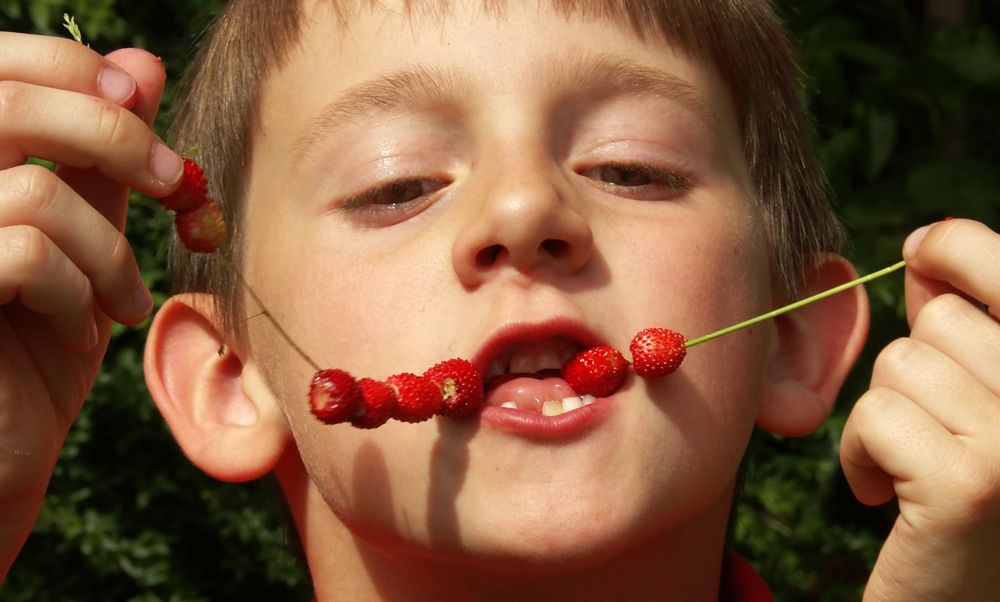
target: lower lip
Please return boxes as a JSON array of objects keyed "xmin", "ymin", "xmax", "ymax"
[{"xmin": 477, "ymin": 396, "xmax": 617, "ymax": 438}]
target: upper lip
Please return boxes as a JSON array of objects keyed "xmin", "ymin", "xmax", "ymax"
[{"xmin": 470, "ymin": 317, "xmax": 607, "ymax": 381}]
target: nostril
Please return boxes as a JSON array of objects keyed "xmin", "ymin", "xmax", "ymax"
[
  {"xmin": 477, "ymin": 244, "xmax": 504, "ymax": 267},
  {"xmin": 541, "ymin": 238, "xmax": 569, "ymax": 258}
]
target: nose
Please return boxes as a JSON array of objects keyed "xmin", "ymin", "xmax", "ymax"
[{"xmin": 451, "ymin": 159, "xmax": 594, "ymax": 287}]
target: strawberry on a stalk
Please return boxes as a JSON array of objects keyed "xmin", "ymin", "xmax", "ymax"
[
  {"xmin": 158, "ymin": 158, "xmax": 209, "ymax": 212},
  {"xmin": 308, "ymin": 369, "xmax": 361, "ymax": 424},
  {"xmin": 352, "ymin": 378, "xmax": 397, "ymax": 429},
  {"xmin": 630, "ymin": 328, "xmax": 687, "ymax": 378},
  {"xmin": 175, "ymin": 200, "xmax": 227, "ymax": 253},
  {"xmin": 425, "ymin": 358, "xmax": 484, "ymax": 418},
  {"xmin": 561, "ymin": 346, "xmax": 627, "ymax": 398},
  {"xmin": 388, "ymin": 373, "xmax": 444, "ymax": 423}
]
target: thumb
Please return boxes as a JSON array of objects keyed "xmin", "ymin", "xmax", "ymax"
[{"xmin": 55, "ymin": 48, "xmax": 169, "ymax": 232}]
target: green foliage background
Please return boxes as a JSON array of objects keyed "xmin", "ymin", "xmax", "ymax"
[{"xmin": 1, "ymin": 0, "xmax": 998, "ymax": 600}]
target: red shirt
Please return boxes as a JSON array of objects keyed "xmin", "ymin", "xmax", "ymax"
[{"xmin": 719, "ymin": 549, "xmax": 775, "ymax": 602}]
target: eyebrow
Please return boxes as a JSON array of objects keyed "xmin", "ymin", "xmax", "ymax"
[
  {"xmin": 561, "ymin": 54, "xmax": 714, "ymax": 123},
  {"xmin": 291, "ymin": 54, "xmax": 714, "ymax": 162},
  {"xmin": 291, "ymin": 65, "xmax": 464, "ymax": 163}
]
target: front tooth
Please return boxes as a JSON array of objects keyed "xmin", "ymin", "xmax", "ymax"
[
  {"xmin": 581, "ymin": 395, "xmax": 596, "ymax": 406},
  {"xmin": 508, "ymin": 348, "xmax": 564, "ymax": 375},
  {"xmin": 536, "ymin": 349, "xmax": 562, "ymax": 371},
  {"xmin": 510, "ymin": 353, "xmax": 535, "ymax": 374},
  {"xmin": 484, "ymin": 360, "xmax": 505, "ymax": 381},
  {"xmin": 501, "ymin": 401, "xmax": 517, "ymax": 409},
  {"xmin": 561, "ymin": 396, "xmax": 584, "ymax": 412},
  {"xmin": 542, "ymin": 400, "xmax": 564, "ymax": 416}
]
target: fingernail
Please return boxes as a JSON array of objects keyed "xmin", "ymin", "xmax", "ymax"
[
  {"xmin": 150, "ymin": 141, "xmax": 183, "ymax": 186},
  {"xmin": 902, "ymin": 225, "xmax": 932, "ymax": 259},
  {"xmin": 98, "ymin": 68, "xmax": 136, "ymax": 105},
  {"xmin": 134, "ymin": 280, "xmax": 154, "ymax": 316}
]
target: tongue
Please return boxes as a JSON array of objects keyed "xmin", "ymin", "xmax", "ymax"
[{"xmin": 485, "ymin": 376, "xmax": 579, "ymax": 413}]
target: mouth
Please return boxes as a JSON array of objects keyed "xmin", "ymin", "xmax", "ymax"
[{"xmin": 474, "ymin": 323, "xmax": 610, "ymax": 418}]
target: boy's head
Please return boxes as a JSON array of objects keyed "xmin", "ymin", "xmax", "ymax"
[
  {"xmin": 145, "ymin": 0, "xmax": 868, "ymax": 591},
  {"xmin": 168, "ymin": 0, "xmax": 844, "ymax": 327}
]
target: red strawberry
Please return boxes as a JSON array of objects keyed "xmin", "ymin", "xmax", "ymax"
[
  {"xmin": 387, "ymin": 373, "xmax": 443, "ymax": 423},
  {"xmin": 351, "ymin": 378, "xmax": 397, "ymax": 429},
  {"xmin": 308, "ymin": 369, "xmax": 361, "ymax": 424},
  {"xmin": 424, "ymin": 358, "xmax": 484, "ymax": 418},
  {"xmin": 630, "ymin": 328, "xmax": 687, "ymax": 378},
  {"xmin": 175, "ymin": 200, "xmax": 227, "ymax": 253},
  {"xmin": 561, "ymin": 346, "xmax": 627, "ymax": 398},
  {"xmin": 159, "ymin": 158, "xmax": 209, "ymax": 212}
]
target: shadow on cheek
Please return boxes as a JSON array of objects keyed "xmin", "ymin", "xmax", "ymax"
[
  {"xmin": 351, "ymin": 440, "xmax": 396, "ymax": 533},
  {"xmin": 427, "ymin": 419, "xmax": 480, "ymax": 548}
]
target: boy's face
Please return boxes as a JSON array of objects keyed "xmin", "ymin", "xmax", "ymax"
[{"xmin": 243, "ymin": 0, "xmax": 776, "ymax": 566}]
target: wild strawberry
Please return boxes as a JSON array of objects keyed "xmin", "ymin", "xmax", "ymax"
[
  {"xmin": 630, "ymin": 328, "xmax": 687, "ymax": 378},
  {"xmin": 175, "ymin": 200, "xmax": 227, "ymax": 253},
  {"xmin": 308, "ymin": 369, "xmax": 361, "ymax": 424},
  {"xmin": 351, "ymin": 378, "xmax": 397, "ymax": 429},
  {"xmin": 159, "ymin": 158, "xmax": 209, "ymax": 212},
  {"xmin": 387, "ymin": 373, "xmax": 443, "ymax": 423},
  {"xmin": 424, "ymin": 358, "xmax": 484, "ymax": 418},
  {"xmin": 561, "ymin": 346, "xmax": 627, "ymax": 398}
]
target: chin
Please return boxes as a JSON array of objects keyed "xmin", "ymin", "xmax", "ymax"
[{"xmin": 416, "ymin": 483, "xmax": 674, "ymax": 572}]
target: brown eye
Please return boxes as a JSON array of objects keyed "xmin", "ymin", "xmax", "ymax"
[
  {"xmin": 595, "ymin": 165, "xmax": 653, "ymax": 187},
  {"xmin": 341, "ymin": 178, "xmax": 447, "ymax": 212},
  {"xmin": 580, "ymin": 162, "xmax": 693, "ymax": 200},
  {"xmin": 369, "ymin": 180, "xmax": 428, "ymax": 206}
]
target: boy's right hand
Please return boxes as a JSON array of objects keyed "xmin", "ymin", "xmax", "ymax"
[{"xmin": 0, "ymin": 32, "xmax": 182, "ymax": 580}]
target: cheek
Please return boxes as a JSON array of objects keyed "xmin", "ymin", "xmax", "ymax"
[
  {"xmin": 246, "ymin": 205, "xmax": 451, "ymax": 382},
  {"xmin": 603, "ymin": 199, "xmax": 773, "ymax": 449},
  {"xmin": 603, "ymin": 200, "xmax": 772, "ymax": 334}
]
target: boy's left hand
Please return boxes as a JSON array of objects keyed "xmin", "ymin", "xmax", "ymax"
[{"xmin": 841, "ymin": 218, "xmax": 1000, "ymax": 602}]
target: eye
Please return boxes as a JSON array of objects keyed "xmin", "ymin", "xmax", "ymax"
[
  {"xmin": 580, "ymin": 163, "xmax": 693, "ymax": 200},
  {"xmin": 340, "ymin": 178, "xmax": 447, "ymax": 213}
]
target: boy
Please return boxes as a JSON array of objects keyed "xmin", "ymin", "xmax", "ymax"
[{"xmin": 2, "ymin": 1, "xmax": 999, "ymax": 600}]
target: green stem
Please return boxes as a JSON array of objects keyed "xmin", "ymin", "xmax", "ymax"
[
  {"xmin": 221, "ymin": 251, "xmax": 322, "ymax": 372},
  {"xmin": 685, "ymin": 259, "xmax": 907, "ymax": 348}
]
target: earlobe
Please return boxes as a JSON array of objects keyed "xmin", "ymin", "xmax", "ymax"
[
  {"xmin": 756, "ymin": 254, "xmax": 870, "ymax": 436},
  {"xmin": 144, "ymin": 293, "xmax": 291, "ymax": 482}
]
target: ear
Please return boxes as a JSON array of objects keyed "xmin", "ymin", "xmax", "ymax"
[
  {"xmin": 756, "ymin": 254, "xmax": 870, "ymax": 436},
  {"xmin": 144, "ymin": 293, "xmax": 292, "ymax": 482}
]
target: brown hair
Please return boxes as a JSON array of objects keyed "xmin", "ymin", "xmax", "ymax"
[{"xmin": 168, "ymin": 0, "xmax": 843, "ymax": 336}]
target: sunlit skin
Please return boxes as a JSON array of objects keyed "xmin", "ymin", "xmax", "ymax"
[
  {"xmin": 5, "ymin": 1, "xmax": 1000, "ymax": 598},
  {"xmin": 240, "ymin": 1, "xmax": 777, "ymax": 599}
]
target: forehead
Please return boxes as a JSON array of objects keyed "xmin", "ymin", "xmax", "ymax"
[{"xmin": 258, "ymin": 0, "xmax": 739, "ymax": 150}]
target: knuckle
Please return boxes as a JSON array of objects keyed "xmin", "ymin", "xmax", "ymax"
[
  {"xmin": 91, "ymin": 101, "xmax": 131, "ymax": 149},
  {"xmin": 850, "ymin": 386, "xmax": 897, "ymax": 427},
  {"xmin": 0, "ymin": 224, "xmax": 51, "ymax": 273},
  {"xmin": 0, "ymin": 81, "xmax": 28, "ymax": 130},
  {"xmin": 105, "ymin": 229, "xmax": 135, "ymax": 275},
  {"xmin": 88, "ymin": 226, "xmax": 137, "ymax": 296},
  {"xmin": 38, "ymin": 39, "xmax": 81, "ymax": 82},
  {"xmin": 914, "ymin": 293, "xmax": 968, "ymax": 331},
  {"xmin": 0, "ymin": 164, "xmax": 63, "ymax": 223},
  {"xmin": 871, "ymin": 337, "xmax": 920, "ymax": 382}
]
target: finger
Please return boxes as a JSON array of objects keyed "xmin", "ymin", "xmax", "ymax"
[
  {"xmin": 0, "ymin": 81, "xmax": 182, "ymax": 197},
  {"xmin": 903, "ymin": 220, "xmax": 1000, "ymax": 322},
  {"xmin": 0, "ymin": 225, "xmax": 97, "ymax": 352},
  {"xmin": 841, "ymin": 384, "xmax": 962, "ymax": 506},
  {"xmin": 0, "ymin": 33, "xmax": 137, "ymax": 108},
  {"xmin": 0, "ymin": 165, "xmax": 151, "ymax": 326},
  {"xmin": 908, "ymin": 293, "xmax": 1000, "ymax": 401},
  {"xmin": 104, "ymin": 48, "xmax": 167, "ymax": 128},
  {"xmin": 57, "ymin": 47, "xmax": 173, "ymax": 229}
]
